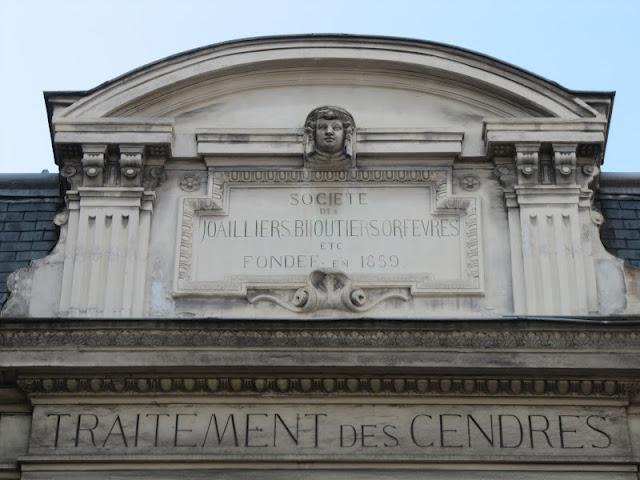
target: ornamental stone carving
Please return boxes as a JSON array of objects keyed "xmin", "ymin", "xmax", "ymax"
[
  {"xmin": 119, "ymin": 145, "xmax": 144, "ymax": 187},
  {"xmin": 80, "ymin": 144, "xmax": 107, "ymax": 187},
  {"xmin": 15, "ymin": 373, "xmax": 628, "ymax": 398},
  {"xmin": 552, "ymin": 143, "xmax": 577, "ymax": 185},
  {"xmin": 248, "ymin": 270, "xmax": 409, "ymax": 313},
  {"xmin": 303, "ymin": 106, "xmax": 355, "ymax": 170},
  {"xmin": 459, "ymin": 174, "xmax": 481, "ymax": 191},
  {"xmin": 515, "ymin": 143, "xmax": 540, "ymax": 185},
  {"xmin": 179, "ymin": 172, "xmax": 204, "ymax": 192}
]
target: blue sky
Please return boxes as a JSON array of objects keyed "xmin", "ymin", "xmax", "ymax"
[{"xmin": 1, "ymin": 0, "xmax": 638, "ymax": 173}]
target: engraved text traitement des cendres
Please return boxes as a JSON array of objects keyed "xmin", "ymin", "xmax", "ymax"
[{"xmin": 33, "ymin": 404, "xmax": 626, "ymax": 461}]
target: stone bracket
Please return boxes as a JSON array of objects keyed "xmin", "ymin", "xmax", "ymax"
[
  {"xmin": 80, "ymin": 144, "xmax": 107, "ymax": 187},
  {"xmin": 118, "ymin": 144, "xmax": 144, "ymax": 188}
]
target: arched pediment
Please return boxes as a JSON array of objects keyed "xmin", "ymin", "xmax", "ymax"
[
  {"xmin": 16, "ymin": 34, "xmax": 623, "ymax": 324},
  {"xmin": 47, "ymin": 35, "xmax": 612, "ymax": 161},
  {"xmin": 57, "ymin": 35, "xmax": 600, "ymax": 120}
]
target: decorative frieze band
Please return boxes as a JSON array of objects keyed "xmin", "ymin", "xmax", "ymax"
[
  {"xmin": 2, "ymin": 320, "xmax": 640, "ymax": 350},
  {"xmin": 16, "ymin": 375, "xmax": 630, "ymax": 398}
]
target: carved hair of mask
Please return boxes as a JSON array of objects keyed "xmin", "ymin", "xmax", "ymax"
[{"xmin": 304, "ymin": 106, "xmax": 355, "ymax": 170}]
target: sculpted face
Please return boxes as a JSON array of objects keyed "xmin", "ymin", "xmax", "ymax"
[{"xmin": 315, "ymin": 117, "xmax": 345, "ymax": 154}]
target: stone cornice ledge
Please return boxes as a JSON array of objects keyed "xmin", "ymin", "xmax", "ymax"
[
  {"xmin": 1, "ymin": 318, "xmax": 640, "ymax": 374},
  {"xmin": 54, "ymin": 118, "xmax": 174, "ymax": 145},
  {"xmin": 483, "ymin": 118, "xmax": 607, "ymax": 145},
  {"xmin": 196, "ymin": 128, "xmax": 463, "ymax": 157}
]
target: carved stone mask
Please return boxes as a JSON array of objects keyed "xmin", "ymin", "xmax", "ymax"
[
  {"xmin": 304, "ymin": 106, "xmax": 355, "ymax": 170},
  {"xmin": 315, "ymin": 117, "xmax": 345, "ymax": 154}
]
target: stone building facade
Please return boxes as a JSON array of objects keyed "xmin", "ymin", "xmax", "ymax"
[{"xmin": 1, "ymin": 35, "xmax": 640, "ymax": 479}]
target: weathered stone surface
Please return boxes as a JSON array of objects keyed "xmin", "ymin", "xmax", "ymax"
[
  {"xmin": 3, "ymin": 34, "xmax": 640, "ymax": 480},
  {"xmin": 0, "ymin": 413, "xmax": 30, "ymax": 464},
  {"xmin": 2, "ymin": 319, "xmax": 640, "ymax": 375},
  {"xmin": 177, "ymin": 171, "xmax": 480, "ymax": 304},
  {"xmin": 19, "ymin": 472, "xmax": 640, "ymax": 480},
  {"xmin": 5, "ymin": 35, "xmax": 626, "ymax": 319},
  {"xmin": 29, "ymin": 403, "xmax": 628, "ymax": 462}
]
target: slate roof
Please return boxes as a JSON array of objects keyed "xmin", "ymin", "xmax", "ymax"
[
  {"xmin": 0, "ymin": 173, "xmax": 62, "ymax": 307},
  {"xmin": 598, "ymin": 172, "xmax": 640, "ymax": 268}
]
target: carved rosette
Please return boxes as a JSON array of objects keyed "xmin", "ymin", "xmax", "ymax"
[
  {"xmin": 459, "ymin": 174, "xmax": 480, "ymax": 192},
  {"xmin": 179, "ymin": 173, "xmax": 205, "ymax": 192}
]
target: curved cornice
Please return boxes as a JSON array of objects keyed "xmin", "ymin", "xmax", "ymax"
[{"xmin": 49, "ymin": 34, "xmax": 607, "ymax": 120}]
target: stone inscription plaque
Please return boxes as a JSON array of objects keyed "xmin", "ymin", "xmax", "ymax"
[
  {"xmin": 195, "ymin": 186, "xmax": 460, "ymax": 280},
  {"xmin": 31, "ymin": 403, "xmax": 629, "ymax": 462},
  {"xmin": 175, "ymin": 169, "xmax": 482, "ymax": 297}
]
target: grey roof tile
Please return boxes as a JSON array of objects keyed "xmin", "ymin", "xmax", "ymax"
[
  {"xmin": 3, "ymin": 221, "xmax": 37, "ymax": 232},
  {"xmin": 18, "ymin": 231, "xmax": 43, "ymax": 241},
  {"xmin": 617, "ymin": 230, "xmax": 640, "ymax": 240},
  {"xmin": 0, "ymin": 242, "xmax": 34, "ymax": 252},
  {"xmin": 23, "ymin": 211, "xmax": 59, "ymax": 221},
  {"xmin": 607, "ymin": 219, "xmax": 625, "ymax": 229},
  {"xmin": 624, "ymin": 220, "xmax": 640, "ymax": 229},
  {"xmin": 604, "ymin": 239, "xmax": 627, "ymax": 249},
  {"xmin": 0, "ymin": 212, "xmax": 24, "ymax": 222},
  {"xmin": 0, "ymin": 261, "xmax": 26, "ymax": 273},
  {"xmin": 31, "ymin": 241, "xmax": 55, "ymax": 250},
  {"xmin": 15, "ymin": 250, "xmax": 51, "ymax": 261},
  {"xmin": 0, "ymin": 252, "xmax": 16, "ymax": 262},
  {"xmin": 0, "ymin": 232, "xmax": 20, "ymax": 241},
  {"xmin": 618, "ymin": 249, "xmax": 640, "ymax": 259},
  {"xmin": 35, "ymin": 220, "xmax": 57, "ymax": 231},
  {"xmin": 42, "ymin": 231, "xmax": 58, "ymax": 241},
  {"xmin": 602, "ymin": 208, "xmax": 625, "ymax": 219}
]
